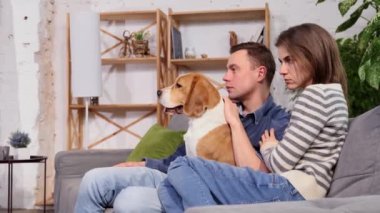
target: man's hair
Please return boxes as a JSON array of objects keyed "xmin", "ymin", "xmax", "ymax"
[
  {"xmin": 275, "ymin": 23, "xmax": 348, "ymax": 98},
  {"xmin": 230, "ymin": 42, "xmax": 276, "ymax": 86}
]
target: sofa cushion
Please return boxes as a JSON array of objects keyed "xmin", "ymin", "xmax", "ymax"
[
  {"xmin": 185, "ymin": 195, "xmax": 380, "ymax": 213},
  {"xmin": 127, "ymin": 123, "xmax": 185, "ymax": 161},
  {"xmin": 327, "ymin": 105, "xmax": 380, "ymax": 197}
]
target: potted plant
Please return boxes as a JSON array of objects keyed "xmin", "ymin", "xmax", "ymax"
[
  {"xmin": 317, "ymin": 0, "xmax": 380, "ymax": 116},
  {"xmin": 8, "ymin": 130, "xmax": 31, "ymax": 159},
  {"xmin": 132, "ymin": 30, "xmax": 151, "ymax": 56}
]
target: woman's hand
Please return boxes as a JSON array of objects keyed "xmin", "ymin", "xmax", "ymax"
[
  {"xmin": 113, "ymin": 161, "xmax": 145, "ymax": 167},
  {"xmin": 260, "ymin": 128, "xmax": 279, "ymax": 149},
  {"xmin": 223, "ymin": 96, "xmax": 241, "ymax": 127}
]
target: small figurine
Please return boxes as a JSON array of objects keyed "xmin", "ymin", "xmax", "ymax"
[
  {"xmin": 229, "ymin": 31, "xmax": 238, "ymax": 47},
  {"xmin": 185, "ymin": 47, "xmax": 196, "ymax": 59},
  {"xmin": 120, "ymin": 30, "xmax": 133, "ymax": 57}
]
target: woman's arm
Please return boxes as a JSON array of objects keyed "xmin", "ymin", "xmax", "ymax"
[{"xmin": 260, "ymin": 85, "xmax": 336, "ymax": 173}]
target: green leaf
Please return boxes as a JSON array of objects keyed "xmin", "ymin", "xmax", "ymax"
[
  {"xmin": 358, "ymin": 59, "xmax": 369, "ymax": 81},
  {"xmin": 358, "ymin": 12, "xmax": 380, "ymax": 50},
  {"xmin": 373, "ymin": 0, "xmax": 380, "ymax": 7},
  {"xmin": 336, "ymin": 2, "xmax": 370, "ymax": 32},
  {"xmin": 357, "ymin": 37, "xmax": 380, "ymax": 89},
  {"xmin": 316, "ymin": 0, "xmax": 326, "ymax": 5},
  {"xmin": 366, "ymin": 61, "xmax": 380, "ymax": 89},
  {"xmin": 360, "ymin": 36, "xmax": 380, "ymax": 65},
  {"xmin": 338, "ymin": 0, "xmax": 357, "ymax": 16},
  {"xmin": 358, "ymin": 58, "xmax": 380, "ymax": 90},
  {"xmin": 337, "ymin": 36, "xmax": 380, "ymax": 116}
]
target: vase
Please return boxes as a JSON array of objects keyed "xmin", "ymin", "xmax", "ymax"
[
  {"xmin": 184, "ymin": 47, "xmax": 196, "ymax": 59},
  {"xmin": 132, "ymin": 40, "xmax": 149, "ymax": 56},
  {"xmin": 13, "ymin": 148, "xmax": 30, "ymax": 160}
]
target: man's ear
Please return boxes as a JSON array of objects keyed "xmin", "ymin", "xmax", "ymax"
[{"xmin": 257, "ymin": 66, "xmax": 267, "ymax": 83}]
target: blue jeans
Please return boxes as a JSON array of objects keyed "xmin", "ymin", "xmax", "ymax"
[
  {"xmin": 158, "ymin": 156, "xmax": 304, "ymax": 212},
  {"xmin": 74, "ymin": 167, "xmax": 166, "ymax": 213}
]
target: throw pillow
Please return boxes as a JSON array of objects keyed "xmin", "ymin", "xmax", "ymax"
[{"xmin": 127, "ymin": 123, "xmax": 185, "ymax": 162}]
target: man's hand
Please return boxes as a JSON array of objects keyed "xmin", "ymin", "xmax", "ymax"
[
  {"xmin": 113, "ymin": 161, "xmax": 145, "ymax": 167},
  {"xmin": 223, "ymin": 96, "xmax": 241, "ymax": 127}
]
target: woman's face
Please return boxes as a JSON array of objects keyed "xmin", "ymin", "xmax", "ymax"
[{"xmin": 277, "ymin": 46, "xmax": 313, "ymax": 90}]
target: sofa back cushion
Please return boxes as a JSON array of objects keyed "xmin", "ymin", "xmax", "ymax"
[
  {"xmin": 168, "ymin": 114, "xmax": 189, "ymax": 131},
  {"xmin": 327, "ymin": 106, "xmax": 380, "ymax": 197}
]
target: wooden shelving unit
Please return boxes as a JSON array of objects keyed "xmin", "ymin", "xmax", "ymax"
[
  {"xmin": 169, "ymin": 8, "xmax": 266, "ymax": 22},
  {"xmin": 101, "ymin": 57, "xmax": 157, "ymax": 65},
  {"xmin": 69, "ymin": 104, "xmax": 157, "ymax": 110},
  {"xmin": 67, "ymin": 9, "xmax": 169, "ymax": 150},
  {"xmin": 171, "ymin": 57, "xmax": 228, "ymax": 69},
  {"xmin": 66, "ymin": 5, "xmax": 271, "ymax": 150},
  {"xmin": 167, "ymin": 4, "xmax": 270, "ymax": 83}
]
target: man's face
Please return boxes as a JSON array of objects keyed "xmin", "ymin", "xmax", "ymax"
[{"xmin": 223, "ymin": 49, "xmax": 259, "ymax": 101}]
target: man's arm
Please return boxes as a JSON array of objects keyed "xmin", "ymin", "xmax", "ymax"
[
  {"xmin": 224, "ymin": 97, "xmax": 268, "ymax": 172},
  {"xmin": 144, "ymin": 144, "xmax": 186, "ymax": 173}
]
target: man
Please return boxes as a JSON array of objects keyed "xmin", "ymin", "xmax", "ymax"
[{"xmin": 74, "ymin": 42, "xmax": 289, "ymax": 213}]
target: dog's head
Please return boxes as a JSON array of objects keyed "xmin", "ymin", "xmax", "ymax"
[{"xmin": 157, "ymin": 73, "xmax": 220, "ymax": 118}]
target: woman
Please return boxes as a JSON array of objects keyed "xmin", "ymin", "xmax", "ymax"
[{"xmin": 157, "ymin": 23, "xmax": 348, "ymax": 212}]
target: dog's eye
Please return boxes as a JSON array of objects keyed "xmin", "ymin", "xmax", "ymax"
[{"xmin": 175, "ymin": 83, "xmax": 182, "ymax": 88}]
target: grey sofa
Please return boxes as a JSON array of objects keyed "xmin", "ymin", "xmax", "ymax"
[{"xmin": 54, "ymin": 106, "xmax": 380, "ymax": 213}]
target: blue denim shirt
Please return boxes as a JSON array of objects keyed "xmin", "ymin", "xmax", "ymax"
[{"xmin": 145, "ymin": 95, "xmax": 290, "ymax": 173}]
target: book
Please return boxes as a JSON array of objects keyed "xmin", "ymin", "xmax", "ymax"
[
  {"xmin": 171, "ymin": 27, "xmax": 183, "ymax": 59},
  {"xmin": 256, "ymin": 26, "xmax": 265, "ymax": 44}
]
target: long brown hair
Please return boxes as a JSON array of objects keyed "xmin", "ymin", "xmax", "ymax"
[{"xmin": 275, "ymin": 23, "xmax": 348, "ymax": 98}]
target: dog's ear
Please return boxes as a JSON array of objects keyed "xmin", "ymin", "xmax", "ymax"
[
  {"xmin": 203, "ymin": 77, "xmax": 220, "ymax": 107},
  {"xmin": 183, "ymin": 75, "xmax": 220, "ymax": 117}
]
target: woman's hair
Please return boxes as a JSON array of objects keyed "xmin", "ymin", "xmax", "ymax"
[
  {"xmin": 230, "ymin": 42, "xmax": 276, "ymax": 87},
  {"xmin": 275, "ymin": 23, "xmax": 348, "ymax": 98}
]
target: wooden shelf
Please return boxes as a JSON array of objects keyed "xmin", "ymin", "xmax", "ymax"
[
  {"xmin": 171, "ymin": 57, "xmax": 228, "ymax": 69},
  {"xmin": 168, "ymin": 5, "xmax": 270, "ymax": 74},
  {"xmin": 102, "ymin": 57, "xmax": 157, "ymax": 65},
  {"xmin": 67, "ymin": 9, "xmax": 169, "ymax": 150},
  {"xmin": 100, "ymin": 10, "xmax": 157, "ymax": 21},
  {"xmin": 170, "ymin": 8, "xmax": 265, "ymax": 22},
  {"xmin": 70, "ymin": 104, "xmax": 157, "ymax": 111}
]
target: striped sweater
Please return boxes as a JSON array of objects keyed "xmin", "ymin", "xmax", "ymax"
[{"xmin": 261, "ymin": 83, "xmax": 348, "ymax": 200}]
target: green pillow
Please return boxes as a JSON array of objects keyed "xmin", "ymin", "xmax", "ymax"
[{"xmin": 127, "ymin": 123, "xmax": 185, "ymax": 161}]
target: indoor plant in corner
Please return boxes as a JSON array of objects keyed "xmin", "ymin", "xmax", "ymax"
[
  {"xmin": 317, "ymin": 0, "xmax": 380, "ymax": 116},
  {"xmin": 8, "ymin": 130, "xmax": 31, "ymax": 159}
]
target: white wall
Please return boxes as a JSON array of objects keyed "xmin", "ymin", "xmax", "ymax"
[
  {"xmin": 0, "ymin": 0, "xmax": 371, "ymax": 209},
  {"xmin": 0, "ymin": 0, "xmax": 41, "ymax": 208}
]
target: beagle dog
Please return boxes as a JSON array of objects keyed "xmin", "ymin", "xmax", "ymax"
[{"xmin": 157, "ymin": 73, "xmax": 235, "ymax": 165}]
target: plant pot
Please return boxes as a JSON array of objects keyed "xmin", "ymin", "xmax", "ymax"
[
  {"xmin": 13, "ymin": 148, "xmax": 30, "ymax": 160},
  {"xmin": 132, "ymin": 40, "xmax": 149, "ymax": 56}
]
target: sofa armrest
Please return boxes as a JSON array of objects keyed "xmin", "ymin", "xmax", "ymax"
[
  {"xmin": 55, "ymin": 149, "xmax": 132, "ymax": 177},
  {"xmin": 54, "ymin": 149, "xmax": 132, "ymax": 213}
]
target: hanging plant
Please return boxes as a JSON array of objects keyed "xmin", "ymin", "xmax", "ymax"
[{"xmin": 8, "ymin": 130, "xmax": 31, "ymax": 148}]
